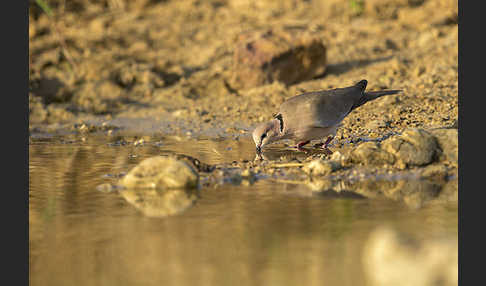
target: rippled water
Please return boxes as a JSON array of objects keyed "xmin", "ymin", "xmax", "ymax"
[{"xmin": 29, "ymin": 136, "xmax": 457, "ymax": 286}]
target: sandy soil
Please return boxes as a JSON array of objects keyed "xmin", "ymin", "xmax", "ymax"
[{"xmin": 29, "ymin": 0, "xmax": 457, "ymax": 141}]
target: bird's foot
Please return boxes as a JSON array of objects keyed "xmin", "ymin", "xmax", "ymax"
[
  {"xmin": 255, "ymin": 152, "xmax": 266, "ymax": 161},
  {"xmin": 314, "ymin": 144, "xmax": 333, "ymax": 154},
  {"xmin": 295, "ymin": 141, "xmax": 311, "ymax": 152},
  {"xmin": 316, "ymin": 136, "xmax": 334, "ymax": 155},
  {"xmin": 297, "ymin": 146, "xmax": 311, "ymax": 153}
]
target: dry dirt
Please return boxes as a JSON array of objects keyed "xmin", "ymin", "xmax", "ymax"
[{"xmin": 29, "ymin": 0, "xmax": 458, "ymax": 141}]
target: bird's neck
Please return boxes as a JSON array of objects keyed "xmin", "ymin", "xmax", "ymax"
[{"xmin": 270, "ymin": 119, "xmax": 284, "ymax": 136}]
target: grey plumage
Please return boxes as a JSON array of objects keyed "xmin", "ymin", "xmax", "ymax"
[{"xmin": 252, "ymin": 79, "xmax": 402, "ymax": 152}]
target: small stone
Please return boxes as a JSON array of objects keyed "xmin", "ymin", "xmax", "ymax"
[
  {"xmin": 329, "ymin": 151, "xmax": 343, "ymax": 161},
  {"xmin": 430, "ymin": 128, "xmax": 458, "ymax": 166},
  {"xmin": 96, "ymin": 183, "xmax": 114, "ymax": 193},
  {"xmin": 303, "ymin": 159, "xmax": 341, "ymax": 176},
  {"xmin": 241, "ymin": 169, "xmax": 253, "ymax": 178},
  {"xmin": 350, "ymin": 141, "xmax": 395, "ymax": 166},
  {"xmin": 382, "ymin": 128, "xmax": 438, "ymax": 168},
  {"xmin": 133, "ymin": 138, "xmax": 145, "ymax": 146}
]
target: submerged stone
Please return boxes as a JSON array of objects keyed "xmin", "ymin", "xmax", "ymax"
[{"xmin": 120, "ymin": 156, "xmax": 199, "ymax": 190}]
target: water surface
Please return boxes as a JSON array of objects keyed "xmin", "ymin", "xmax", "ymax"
[{"xmin": 29, "ymin": 136, "xmax": 457, "ymax": 286}]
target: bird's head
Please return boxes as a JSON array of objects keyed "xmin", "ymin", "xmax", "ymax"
[{"xmin": 252, "ymin": 119, "xmax": 282, "ymax": 153}]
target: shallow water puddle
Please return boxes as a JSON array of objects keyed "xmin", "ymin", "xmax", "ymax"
[{"xmin": 29, "ymin": 136, "xmax": 457, "ymax": 286}]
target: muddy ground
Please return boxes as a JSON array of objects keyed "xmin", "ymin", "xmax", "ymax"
[{"xmin": 29, "ymin": 0, "xmax": 458, "ymax": 184}]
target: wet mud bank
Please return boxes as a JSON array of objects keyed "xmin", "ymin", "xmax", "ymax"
[{"xmin": 30, "ymin": 122, "xmax": 458, "ymax": 211}]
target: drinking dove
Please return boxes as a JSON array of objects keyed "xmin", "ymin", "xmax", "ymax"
[{"xmin": 252, "ymin": 80, "xmax": 402, "ymax": 154}]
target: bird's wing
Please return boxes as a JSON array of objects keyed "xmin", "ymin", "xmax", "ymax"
[{"xmin": 280, "ymin": 86, "xmax": 362, "ymax": 130}]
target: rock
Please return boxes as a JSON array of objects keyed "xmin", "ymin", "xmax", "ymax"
[
  {"xmin": 329, "ymin": 150, "xmax": 353, "ymax": 167},
  {"xmin": 119, "ymin": 188, "xmax": 197, "ymax": 218},
  {"xmin": 241, "ymin": 168, "xmax": 257, "ymax": 185},
  {"xmin": 119, "ymin": 156, "xmax": 199, "ymax": 190},
  {"xmin": 350, "ymin": 141, "xmax": 395, "ymax": 166},
  {"xmin": 363, "ymin": 226, "xmax": 457, "ymax": 286},
  {"xmin": 96, "ymin": 183, "xmax": 114, "ymax": 193},
  {"xmin": 430, "ymin": 128, "xmax": 458, "ymax": 166},
  {"xmin": 303, "ymin": 159, "xmax": 341, "ymax": 176},
  {"xmin": 329, "ymin": 150, "xmax": 345, "ymax": 161},
  {"xmin": 30, "ymin": 77, "xmax": 71, "ymax": 104},
  {"xmin": 382, "ymin": 129, "xmax": 438, "ymax": 168},
  {"xmin": 230, "ymin": 29, "xmax": 327, "ymax": 89}
]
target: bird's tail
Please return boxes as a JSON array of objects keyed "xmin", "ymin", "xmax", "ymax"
[
  {"xmin": 365, "ymin": 90, "xmax": 402, "ymax": 99},
  {"xmin": 352, "ymin": 89, "xmax": 402, "ymax": 110}
]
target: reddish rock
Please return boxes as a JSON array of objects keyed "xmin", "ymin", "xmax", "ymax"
[{"xmin": 230, "ymin": 29, "xmax": 327, "ymax": 89}]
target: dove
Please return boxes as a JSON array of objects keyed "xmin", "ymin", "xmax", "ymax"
[{"xmin": 252, "ymin": 80, "xmax": 402, "ymax": 154}]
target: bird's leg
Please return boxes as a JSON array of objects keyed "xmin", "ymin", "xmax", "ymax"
[
  {"xmin": 296, "ymin": 140, "xmax": 310, "ymax": 151},
  {"xmin": 314, "ymin": 136, "xmax": 334, "ymax": 155},
  {"xmin": 323, "ymin": 136, "xmax": 334, "ymax": 154},
  {"xmin": 323, "ymin": 136, "xmax": 333, "ymax": 147}
]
